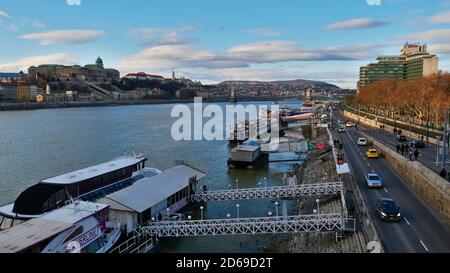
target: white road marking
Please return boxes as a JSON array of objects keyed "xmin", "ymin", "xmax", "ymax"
[
  {"xmin": 404, "ymin": 217, "xmax": 411, "ymax": 226},
  {"xmin": 384, "ymin": 188, "xmax": 388, "ymax": 193},
  {"xmin": 420, "ymin": 240, "xmax": 429, "ymax": 252}
]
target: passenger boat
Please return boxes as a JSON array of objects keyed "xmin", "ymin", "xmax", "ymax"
[
  {"xmin": 0, "ymin": 155, "xmax": 160, "ymax": 230},
  {"xmin": 0, "ymin": 201, "xmax": 121, "ymax": 253}
]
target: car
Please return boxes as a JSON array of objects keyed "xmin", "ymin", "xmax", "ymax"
[
  {"xmin": 376, "ymin": 198, "xmax": 401, "ymax": 222},
  {"xmin": 338, "ymin": 127, "xmax": 345, "ymax": 133},
  {"xmin": 366, "ymin": 173, "xmax": 383, "ymax": 188},
  {"xmin": 357, "ymin": 138, "xmax": 367, "ymax": 146},
  {"xmin": 395, "ymin": 135, "xmax": 407, "ymax": 142},
  {"xmin": 346, "ymin": 122, "xmax": 355, "ymax": 128},
  {"xmin": 410, "ymin": 140, "xmax": 426, "ymax": 148},
  {"xmin": 366, "ymin": 149, "xmax": 379, "ymax": 158}
]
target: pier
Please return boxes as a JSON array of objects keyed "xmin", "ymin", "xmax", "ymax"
[
  {"xmin": 141, "ymin": 214, "xmax": 344, "ymax": 238},
  {"xmin": 191, "ymin": 182, "xmax": 343, "ymax": 202}
]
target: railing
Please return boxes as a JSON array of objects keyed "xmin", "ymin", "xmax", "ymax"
[
  {"xmin": 191, "ymin": 182, "xmax": 344, "ymax": 202},
  {"xmin": 141, "ymin": 214, "xmax": 343, "ymax": 238}
]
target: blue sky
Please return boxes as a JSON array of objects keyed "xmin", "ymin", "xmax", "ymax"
[{"xmin": 1, "ymin": 0, "xmax": 450, "ymax": 88}]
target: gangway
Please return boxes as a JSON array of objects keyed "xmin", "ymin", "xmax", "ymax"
[
  {"xmin": 191, "ymin": 182, "xmax": 343, "ymax": 202},
  {"xmin": 109, "ymin": 226, "xmax": 153, "ymax": 253},
  {"xmin": 141, "ymin": 214, "xmax": 343, "ymax": 238}
]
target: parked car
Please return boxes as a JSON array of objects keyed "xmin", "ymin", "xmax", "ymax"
[
  {"xmin": 366, "ymin": 149, "xmax": 379, "ymax": 159},
  {"xmin": 376, "ymin": 198, "xmax": 401, "ymax": 222},
  {"xmin": 410, "ymin": 140, "xmax": 426, "ymax": 148},
  {"xmin": 338, "ymin": 127, "xmax": 345, "ymax": 133},
  {"xmin": 395, "ymin": 135, "xmax": 407, "ymax": 142},
  {"xmin": 366, "ymin": 173, "xmax": 383, "ymax": 188},
  {"xmin": 357, "ymin": 138, "xmax": 368, "ymax": 146}
]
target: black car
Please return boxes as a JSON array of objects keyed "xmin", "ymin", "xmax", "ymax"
[
  {"xmin": 395, "ymin": 135, "xmax": 407, "ymax": 142},
  {"xmin": 376, "ymin": 198, "xmax": 401, "ymax": 222},
  {"xmin": 410, "ymin": 140, "xmax": 426, "ymax": 148}
]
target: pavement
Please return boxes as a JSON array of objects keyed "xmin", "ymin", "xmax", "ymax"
[{"xmin": 331, "ymin": 110, "xmax": 450, "ymax": 253}]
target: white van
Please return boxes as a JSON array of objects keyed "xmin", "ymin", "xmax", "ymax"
[{"xmin": 357, "ymin": 138, "xmax": 367, "ymax": 146}]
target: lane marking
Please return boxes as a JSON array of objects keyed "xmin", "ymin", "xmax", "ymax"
[
  {"xmin": 404, "ymin": 217, "xmax": 410, "ymax": 226},
  {"xmin": 420, "ymin": 240, "xmax": 429, "ymax": 252},
  {"xmin": 384, "ymin": 188, "xmax": 388, "ymax": 193}
]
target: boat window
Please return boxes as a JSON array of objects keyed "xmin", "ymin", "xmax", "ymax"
[
  {"xmin": 63, "ymin": 226, "xmax": 84, "ymax": 244},
  {"xmin": 0, "ymin": 217, "xmax": 13, "ymax": 230},
  {"xmin": 121, "ymin": 168, "xmax": 127, "ymax": 177},
  {"xmin": 42, "ymin": 189, "xmax": 67, "ymax": 212},
  {"xmin": 82, "ymin": 237, "xmax": 102, "ymax": 253}
]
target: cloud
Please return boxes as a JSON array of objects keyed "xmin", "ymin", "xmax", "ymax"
[
  {"xmin": 0, "ymin": 53, "xmax": 78, "ymax": 72},
  {"xmin": 19, "ymin": 30, "xmax": 104, "ymax": 45},
  {"xmin": 244, "ymin": 28, "xmax": 283, "ymax": 36},
  {"xmin": 326, "ymin": 18, "xmax": 389, "ymax": 30},
  {"xmin": 398, "ymin": 29, "xmax": 450, "ymax": 42},
  {"xmin": 429, "ymin": 43, "xmax": 450, "ymax": 54},
  {"xmin": 67, "ymin": 0, "xmax": 81, "ymax": 6},
  {"xmin": 367, "ymin": 0, "xmax": 381, "ymax": 5},
  {"xmin": 428, "ymin": 11, "xmax": 450, "ymax": 24},
  {"xmin": 32, "ymin": 20, "xmax": 46, "ymax": 29},
  {"xmin": 0, "ymin": 10, "xmax": 11, "ymax": 18},
  {"xmin": 130, "ymin": 25, "xmax": 194, "ymax": 45},
  {"xmin": 116, "ymin": 40, "xmax": 377, "ymax": 74}
]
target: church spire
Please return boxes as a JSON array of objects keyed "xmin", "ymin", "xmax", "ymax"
[{"xmin": 172, "ymin": 68, "xmax": 176, "ymax": 80}]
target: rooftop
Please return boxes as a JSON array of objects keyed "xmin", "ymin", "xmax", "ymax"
[
  {"xmin": 41, "ymin": 156, "xmax": 146, "ymax": 185},
  {"xmin": 99, "ymin": 165, "xmax": 206, "ymax": 213}
]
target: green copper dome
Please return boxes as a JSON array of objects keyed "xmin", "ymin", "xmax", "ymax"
[{"xmin": 95, "ymin": 57, "xmax": 104, "ymax": 67}]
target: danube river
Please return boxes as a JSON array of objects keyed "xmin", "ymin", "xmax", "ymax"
[{"xmin": 0, "ymin": 100, "xmax": 304, "ymax": 253}]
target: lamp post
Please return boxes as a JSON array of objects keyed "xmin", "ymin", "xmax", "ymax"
[
  {"xmin": 426, "ymin": 102, "xmax": 430, "ymax": 147},
  {"xmin": 236, "ymin": 204, "xmax": 240, "ymax": 219},
  {"xmin": 166, "ymin": 208, "xmax": 170, "ymax": 220},
  {"xmin": 275, "ymin": 202, "xmax": 279, "ymax": 217},
  {"xmin": 316, "ymin": 199, "xmax": 320, "ymax": 215},
  {"xmin": 200, "ymin": 206, "xmax": 204, "ymax": 220},
  {"xmin": 409, "ymin": 118, "xmax": 412, "ymax": 141},
  {"xmin": 264, "ymin": 177, "xmax": 267, "ymax": 188},
  {"xmin": 236, "ymin": 179, "xmax": 239, "ymax": 190}
]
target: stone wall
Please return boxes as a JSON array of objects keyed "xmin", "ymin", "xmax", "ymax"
[
  {"xmin": 360, "ymin": 131, "xmax": 450, "ymax": 223},
  {"xmin": 344, "ymin": 110, "xmax": 441, "ymax": 146}
]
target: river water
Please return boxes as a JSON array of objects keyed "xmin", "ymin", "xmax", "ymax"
[{"xmin": 0, "ymin": 100, "xmax": 305, "ymax": 253}]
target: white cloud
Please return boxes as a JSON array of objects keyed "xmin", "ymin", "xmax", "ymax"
[
  {"xmin": 244, "ymin": 28, "xmax": 283, "ymax": 36},
  {"xmin": 429, "ymin": 43, "xmax": 450, "ymax": 53},
  {"xmin": 130, "ymin": 25, "xmax": 194, "ymax": 45},
  {"xmin": 326, "ymin": 18, "xmax": 388, "ymax": 30},
  {"xmin": 0, "ymin": 10, "xmax": 11, "ymax": 18},
  {"xmin": 67, "ymin": 0, "xmax": 81, "ymax": 6},
  {"xmin": 32, "ymin": 20, "xmax": 46, "ymax": 29},
  {"xmin": 0, "ymin": 53, "xmax": 78, "ymax": 72},
  {"xmin": 19, "ymin": 30, "xmax": 104, "ymax": 45},
  {"xmin": 399, "ymin": 29, "xmax": 450, "ymax": 42},
  {"xmin": 428, "ymin": 11, "xmax": 450, "ymax": 24},
  {"xmin": 367, "ymin": 0, "xmax": 381, "ymax": 6}
]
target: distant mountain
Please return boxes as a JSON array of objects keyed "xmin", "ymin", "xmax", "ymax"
[
  {"xmin": 217, "ymin": 79, "xmax": 340, "ymax": 90},
  {"xmin": 0, "ymin": 72, "xmax": 28, "ymax": 78}
]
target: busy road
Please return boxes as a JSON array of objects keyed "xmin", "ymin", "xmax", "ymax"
[{"xmin": 331, "ymin": 111, "xmax": 450, "ymax": 253}]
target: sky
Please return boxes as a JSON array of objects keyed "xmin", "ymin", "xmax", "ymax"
[{"xmin": 0, "ymin": 0, "xmax": 450, "ymax": 88}]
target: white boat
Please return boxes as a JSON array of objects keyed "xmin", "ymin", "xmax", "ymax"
[{"xmin": 0, "ymin": 201, "xmax": 121, "ymax": 253}]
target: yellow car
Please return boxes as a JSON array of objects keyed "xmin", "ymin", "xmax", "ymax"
[{"xmin": 366, "ymin": 149, "xmax": 379, "ymax": 159}]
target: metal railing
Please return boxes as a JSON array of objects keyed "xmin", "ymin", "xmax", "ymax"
[
  {"xmin": 191, "ymin": 182, "xmax": 344, "ymax": 202},
  {"xmin": 141, "ymin": 214, "xmax": 343, "ymax": 238}
]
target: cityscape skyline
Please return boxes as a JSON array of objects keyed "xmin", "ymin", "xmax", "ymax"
[{"xmin": 1, "ymin": 0, "xmax": 450, "ymax": 88}]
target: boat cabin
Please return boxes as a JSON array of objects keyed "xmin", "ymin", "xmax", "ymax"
[
  {"xmin": 98, "ymin": 165, "xmax": 206, "ymax": 234},
  {"xmin": 0, "ymin": 156, "xmax": 147, "ymax": 230}
]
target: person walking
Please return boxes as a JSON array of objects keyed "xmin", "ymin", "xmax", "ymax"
[
  {"xmin": 394, "ymin": 128, "xmax": 398, "ymax": 135},
  {"xmin": 409, "ymin": 151, "xmax": 413, "ymax": 161},
  {"xmin": 440, "ymin": 168, "xmax": 447, "ymax": 179},
  {"xmin": 414, "ymin": 149, "xmax": 419, "ymax": 161},
  {"xmin": 400, "ymin": 144, "xmax": 405, "ymax": 156},
  {"xmin": 396, "ymin": 144, "xmax": 401, "ymax": 153}
]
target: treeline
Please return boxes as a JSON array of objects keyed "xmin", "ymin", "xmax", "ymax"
[{"xmin": 346, "ymin": 72, "xmax": 450, "ymax": 124}]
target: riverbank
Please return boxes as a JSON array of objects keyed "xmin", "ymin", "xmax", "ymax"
[{"xmin": 0, "ymin": 97, "xmax": 300, "ymax": 112}]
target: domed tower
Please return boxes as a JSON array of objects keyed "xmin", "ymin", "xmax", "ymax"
[{"xmin": 95, "ymin": 57, "xmax": 104, "ymax": 68}]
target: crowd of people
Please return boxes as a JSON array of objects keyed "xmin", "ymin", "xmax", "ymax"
[{"xmin": 396, "ymin": 143, "xmax": 420, "ymax": 161}]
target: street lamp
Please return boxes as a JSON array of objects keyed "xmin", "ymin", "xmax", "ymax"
[
  {"xmin": 236, "ymin": 204, "xmax": 240, "ymax": 219},
  {"xmin": 200, "ymin": 206, "xmax": 204, "ymax": 220},
  {"xmin": 275, "ymin": 202, "xmax": 279, "ymax": 217},
  {"xmin": 188, "ymin": 215, "xmax": 192, "ymax": 221},
  {"xmin": 268, "ymin": 211, "xmax": 273, "ymax": 217},
  {"xmin": 236, "ymin": 179, "xmax": 239, "ymax": 190},
  {"xmin": 313, "ymin": 209, "xmax": 318, "ymax": 214},
  {"xmin": 264, "ymin": 177, "xmax": 267, "ymax": 188},
  {"xmin": 227, "ymin": 213, "xmax": 231, "ymax": 219},
  {"xmin": 166, "ymin": 208, "xmax": 170, "ymax": 219},
  {"xmin": 316, "ymin": 199, "xmax": 320, "ymax": 214}
]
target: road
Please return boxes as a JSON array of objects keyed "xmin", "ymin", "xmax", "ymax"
[
  {"xmin": 339, "ymin": 111, "xmax": 450, "ymax": 176},
  {"xmin": 330, "ymin": 111, "xmax": 450, "ymax": 253}
]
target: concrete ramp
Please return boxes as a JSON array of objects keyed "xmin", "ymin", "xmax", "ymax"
[{"xmin": 87, "ymin": 82, "xmax": 112, "ymax": 98}]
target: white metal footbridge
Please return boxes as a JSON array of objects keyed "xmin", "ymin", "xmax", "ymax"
[
  {"xmin": 140, "ymin": 214, "xmax": 344, "ymax": 238},
  {"xmin": 191, "ymin": 182, "xmax": 343, "ymax": 202}
]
